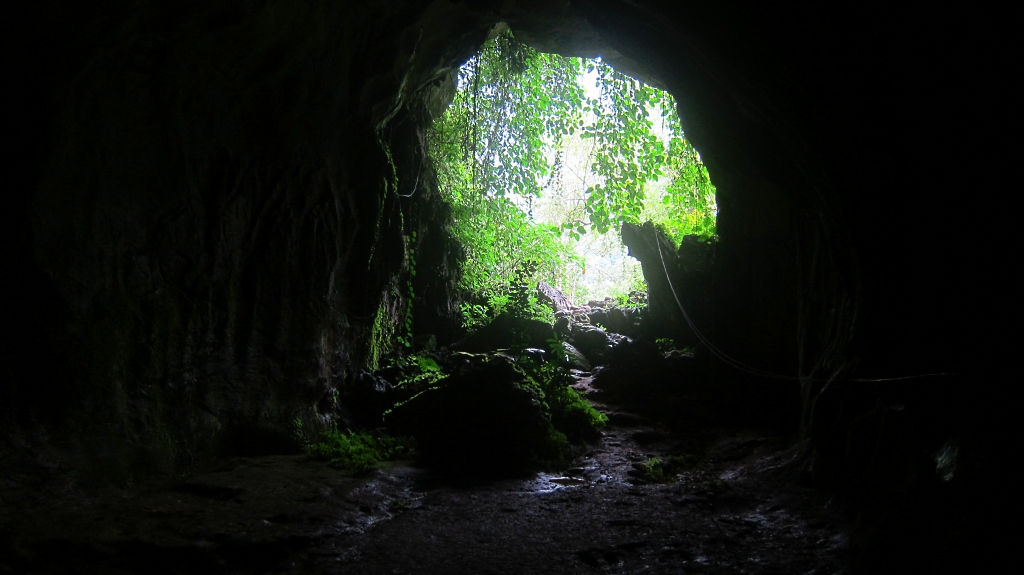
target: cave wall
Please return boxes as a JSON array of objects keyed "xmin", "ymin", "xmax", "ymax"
[
  {"xmin": 513, "ymin": 0, "xmax": 991, "ymax": 443},
  {"xmin": 3, "ymin": 6, "xmax": 995, "ymax": 556},
  {"xmin": 539, "ymin": 3, "xmax": 996, "ymax": 568},
  {"xmin": 2, "ymin": 0, "xmax": 483, "ymax": 482}
]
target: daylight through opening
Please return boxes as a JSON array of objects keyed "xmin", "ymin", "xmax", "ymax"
[{"xmin": 428, "ymin": 29, "xmax": 718, "ymax": 329}]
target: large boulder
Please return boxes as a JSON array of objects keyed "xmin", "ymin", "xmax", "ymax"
[
  {"xmin": 455, "ymin": 314, "xmax": 555, "ymax": 353},
  {"xmin": 553, "ymin": 315, "xmax": 572, "ymax": 338},
  {"xmin": 620, "ymin": 223, "xmax": 716, "ymax": 346},
  {"xmin": 569, "ymin": 323, "xmax": 614, "ymax": 365},
  {"xmin": 384, "ymin": 356, "xmax": 563, "ymax": 474},
  {"xmin": 537, "ymin": 282, "xmax": 573, "ymax": 313},
  {"xmin": 560, "ymin": 342, "xmax": 592, "ymax": 371},
  {"xmin": 588, "ymin": 306, "xmax": 634, "ymax": 336},
  {"xmin": 603, "ymin": 307, "xmax": 630, "ymax": 334},
  {"xmin": 570, "ymin": 323, "xmax": 610, "ymax": 352},
  {"xmin": 590, "ymin": 338, "xmax": 701, "ymax": 423}
]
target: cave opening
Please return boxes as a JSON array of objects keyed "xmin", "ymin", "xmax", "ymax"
[
  {"xmin": 1, "ymin": 2, "xmax": 991, "ymax": 573},
  {"xmin": 349, "ymin": 26, "xmax": 736, "ymax": 481},
  {"xmin": 428, "ymin": 27, "xmax": 718, "ymax": 328}
]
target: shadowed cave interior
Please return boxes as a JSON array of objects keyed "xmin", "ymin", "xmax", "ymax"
[{"xmin": 1, "ymin": 1, "xmax": 1001, "ymax": 574}]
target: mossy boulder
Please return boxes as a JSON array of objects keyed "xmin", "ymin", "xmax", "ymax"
[
  {"xmin": 384, "ymin": 355, "xmax": 565, "ymax": 475},
  {"xmin": 560, "ymin": 342, "xmax": 592, "ymax": 371},
  {"xmin": 455, "ymin": 313, "xmax": 555, "ymax": 353}
]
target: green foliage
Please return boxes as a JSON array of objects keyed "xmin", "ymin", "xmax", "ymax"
[
  {"xmin": 369, "ymin": 300, "xmax": 394, "ymax": 371},
  {"xmin": 389, "ymin": 353, "xmax": 444, "ymax": 387},
  {"xmin": 654, "ymin": 338, "xmax": 695, "ymax": 354},
  {"xmin": 543, "ymin": 427, "xmax": 571, "ymax": 464},
  {"xmin": 413, "ymin": 354, "xmax": 440, "ymax": 373},
  {"xmin": 575, "ymin": 63, "xmax": 666, "ymax": 235},
  {"xmin": 639, "ymin": 457, "xmax": 669, "ymax": 482},
  {"xmin": 305, "ymin": 429, "xmax": 416, "ymax": 474},
  {"xmin": 616, "ymin": 287, "xmax": 647, "ymax": 310},
  {"xmin": 655, "ymin": 338, "xmax": 677, "ymax": 353},
  {"xmin": 397, "ymin": 231, "xmax": 418, "ymax": 349},
  {"xmin": 430, "ymin": 29, "xmax": 716, "ymax": 318},
  {"xmin": 430, "ymin": 31, "xmax": 587, "ymax": 326},
  {"xmin": 606, "ymin": 264, "xmax": 647, "ymax": 308},
  {"xmin": 519, "ymin": 342, "xmax": 608, "ymax": 442},
  {"xmin": 459, "ymin": 260, "xmax": 559, "ymax": 329},
  {"xmin": 563, "ymin": 57, "xmax": 717, "ymax": 240},
  {"xmin": 459, "ymin": 302, "xmax": 491, "ymax": 330},
  {"xmin": 646, "ymin": 109, "xmax": 718, "ymax": 242},
  {"xmin": 632, "ymin": 454, "xmax": 701, "ymax": 483}
]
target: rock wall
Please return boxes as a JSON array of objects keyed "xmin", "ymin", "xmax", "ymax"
[
  {"xmin": 2, "ymin": 4, "xmax": 995, "ymax": 543},
  {"xmin": 1, "ymin": 0, "xmax": 483, "ymax": 482}
]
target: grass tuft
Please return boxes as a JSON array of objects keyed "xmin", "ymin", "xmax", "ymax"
[{"xmin": 632, "ymin": 454, "xmax": 702, "ymax": 483}]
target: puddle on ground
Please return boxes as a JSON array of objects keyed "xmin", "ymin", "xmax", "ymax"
[
  {"xmin": 526, "ymin": 473, "xmax": 591, "ymax": 493},
  {"xmin": 548, "ymin": 477, "xmax": 587, "ymax": 486}
]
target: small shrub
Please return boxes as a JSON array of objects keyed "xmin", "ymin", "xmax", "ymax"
[
  {"xmin": 639, "ymin": 457, "xmax": 669, "ymax": 482},
  {"xmin": 386, "ymin": 353, "xmax": 445, "ymax": 388},
  {"xmin": 413, "ymin": 355, "xmax": 441, "ymax": 374},
  {"xmin": 548, "ymin": 385, "xmax": 608, "ymax": 442},
  {"xmin": 544, "ymin": 428, "xmax": 571, "ymax": 462},
  {"xmin": 655, "ymin": 338, "xmax": 676, "ymax": 353},
  {"xmin": 631, "ymin": 453, "xmax": 702, "ymax": 483},
  {"xmin": 655, "ymin": 338, "xmax": 695, "ymax": 354},
  {"xmin": 519, "ymin": 346, "xmax": 608, "ymax": 442},
  {"xmin": 460, "ymin": 302, "xmax": 491, "ymax": 330}
]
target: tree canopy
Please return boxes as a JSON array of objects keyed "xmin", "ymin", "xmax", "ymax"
[{"xmin": 427, "ymin": 29, "xmax": 716, "ymax": 326}]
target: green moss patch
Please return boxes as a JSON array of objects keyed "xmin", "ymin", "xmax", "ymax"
[
  {"xmin": 305, "ymin": 430, "xmax": 415, "ymax": 474},
  {"xmin": 630, "ymin": 454, "xmax": 702, "ymax": 483}
]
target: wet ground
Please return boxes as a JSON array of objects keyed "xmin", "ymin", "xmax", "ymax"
[{"xmin": 2, "ymin": 382, "xmax": 850, "ymax": 574}]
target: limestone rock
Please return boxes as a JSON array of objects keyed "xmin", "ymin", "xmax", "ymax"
[
  {"xmin": 538, "ymin": 282, "xmax": 573, "ymax": 313},
  {"xmin": 561, "ymin": 342, "xmax": 592, "ymax": 372},
  {"xmin": 456, "ymin": 314, "xmax": 555, "ymax": 353},
  {"xmin": 554, "ymin": 315, "xmax": 572, "ymax": 338},
  {"xmin": 570, "ymin": 324, "xmax": 611, "ymax": 353}
]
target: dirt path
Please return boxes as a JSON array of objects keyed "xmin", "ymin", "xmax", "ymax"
[
  {"xmin": 296, "ymin": 419, "xmax": 849, "ymax": 574},
  {"xmin": 2, "ymin": 391, "xmax": 850, "ymax": 574}
]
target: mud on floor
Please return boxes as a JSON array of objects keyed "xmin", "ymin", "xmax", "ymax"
[{"xmin": 2, "ymin": 407, "xmax": 849, "ymax": 574}]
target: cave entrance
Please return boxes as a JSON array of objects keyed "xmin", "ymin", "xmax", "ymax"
[
  {"xmin": 427, "ymin": 28, "xmax": 717, "ymax": 331},
  {"xmin": 364, "ymin": 26, "xmax": 725, "ymax": 478}
]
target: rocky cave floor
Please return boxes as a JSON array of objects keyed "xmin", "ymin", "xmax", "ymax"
[{"xmin": 2, "ymin": 374, "xmax": 850, "ymax": 575}]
